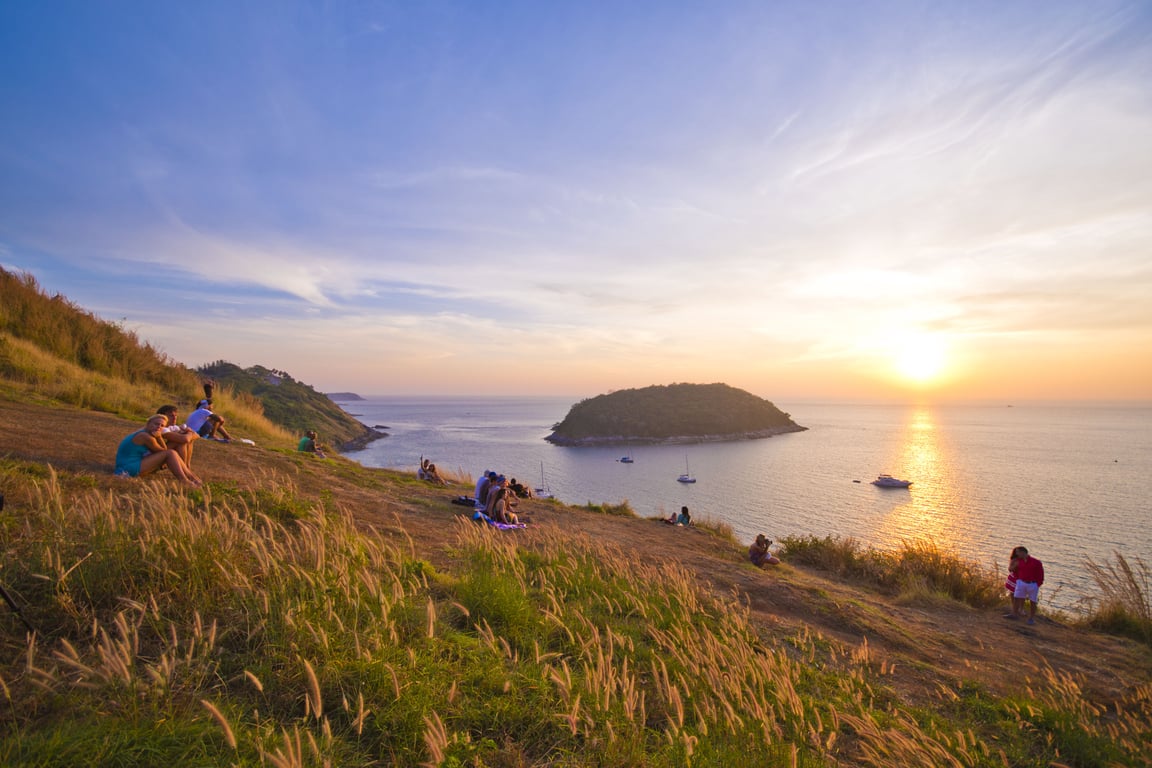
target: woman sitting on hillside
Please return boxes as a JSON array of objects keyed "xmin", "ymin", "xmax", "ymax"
[
  {"xmin": 749, "ymin": 534, "xmax": 780, "ymax": 567},
  {"xmin": 115, "ymin": 414, "xmax": 203, "ymax": 488},
  {"xmin": 489, "ymin": 487, "xmax": 519, "ymax": 525}
]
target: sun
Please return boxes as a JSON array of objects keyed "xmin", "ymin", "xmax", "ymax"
[{"xmin": 892, "ymin": 333, "xmax": 948, "ymax": 384}]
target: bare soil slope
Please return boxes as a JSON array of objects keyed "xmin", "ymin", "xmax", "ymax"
[{"xmin": 1, "ymin": 397, "xmax": 1148, "ymax": 710}]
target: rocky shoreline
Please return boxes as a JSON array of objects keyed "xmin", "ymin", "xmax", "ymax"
[
  {"xmin": 545, "ymin": 424, "xmax": 807, "ymax": 447},
  {"xmin": 338, "ymin": 426, "xmax": 388, "ymax": 453}
]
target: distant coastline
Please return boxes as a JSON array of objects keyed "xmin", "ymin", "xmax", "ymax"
[{"xmin": 327, "ymin": 392, "xmax": 365, "ymax": 401}]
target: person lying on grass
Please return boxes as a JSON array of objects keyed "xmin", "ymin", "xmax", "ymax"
[{"xmin": 115, "ymin": 414, "xmax": 203, "ymax": 488}]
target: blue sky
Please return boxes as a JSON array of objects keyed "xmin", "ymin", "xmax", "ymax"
[{"xmin": 2, "ymin": 1, "xmax": 1150, "ymax": 399}]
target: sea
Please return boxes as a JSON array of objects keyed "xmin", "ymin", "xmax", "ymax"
[{"xmin": 342, "ymin": 397, "xmax": 1152, "ymax": 613}]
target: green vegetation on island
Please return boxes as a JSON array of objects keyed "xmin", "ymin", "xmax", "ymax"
[
  {"xmin": 547, "ymin": 382, "xmax": 806, "ymax": 445},
  {"xmin": 1, "ymin": 267, "xmax": 1151, "ymax": 767},
  {"xmin": 326, "ymin": 392, "xmax": 366, "ymax": 401},
  {"xmin": 197, "ymin": 361, "xmax": 381, "ymax": 450}
]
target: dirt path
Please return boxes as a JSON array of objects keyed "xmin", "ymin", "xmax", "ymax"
[{"xmin": 2, "ymin": 398, "xmax": 1148, "ymax": 707}]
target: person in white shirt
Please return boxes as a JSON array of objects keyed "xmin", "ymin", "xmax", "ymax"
[
  {"xmin": 156, "ymin": 404, "xmax": 199, "ymax": 467},
  {"xmin": 185, "ymin": 399, "xmax": 233, "ymax": 442}
]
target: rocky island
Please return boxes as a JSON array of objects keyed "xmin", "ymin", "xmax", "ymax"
[{"xmin": 546, "ymin": 382, "xmax": 806, "ymax": 446}]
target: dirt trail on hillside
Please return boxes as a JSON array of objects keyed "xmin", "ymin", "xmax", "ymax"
[{"xmin": 1, "ymin": 398, "xmax": 1148, "ymax": 708}]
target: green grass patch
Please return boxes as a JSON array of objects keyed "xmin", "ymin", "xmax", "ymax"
[{"xmin": 1, "ymin": 464, "xmax": 1149, "ymax": 767}]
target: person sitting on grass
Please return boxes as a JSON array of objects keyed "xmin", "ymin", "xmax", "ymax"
[
  {"xmin": 475, "ymin": 471, "xmax": 499, "ymax": 509},
  {"xmin": 749, "ymin": 534, "xmax": 780, "ymax": 567},
  {"xmin": 298, "ymin": 430, "xmax": 326, "ymax": 458},
  {"xmin": 508, "ymin": 478, "xmax": 534, "ymax": 499},
  {"xmin": 156, "ymin": 404, "xmax": 199, "ymax": 467},
  {"xmin": 185, "ymin": 399, "xmax": 233, "ymax": 442},
  {"xmin": 115, "ymin": 414, "xmax": 202, "ymax": 488},
  {"xmin": 489, "ymin": 487, "xmax": 519, "ymax": 525}
]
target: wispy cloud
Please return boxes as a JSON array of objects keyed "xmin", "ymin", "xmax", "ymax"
[{"xmin": 2, "ymin": 0, "xmax": 1149, "ymax": 398}]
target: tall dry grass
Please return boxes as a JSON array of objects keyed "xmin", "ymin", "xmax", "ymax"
[
  {"xmin": 0, "ymin": 268, "xmax": 294, "ymax": 444},
  {"xmin": 779, "ymin": 535, "xmax": 1005, "ymax": 608},
  {"xmin": 1081, "ymin": 551, "xmax": 1152, "ymax": 645},
  {"xmin": 0, "ymin": 267, "xmax": 194, "ymax": 394},
  {"xmin": 0, "ymin": 464, "xmax": 1148, "ymax": 766}
]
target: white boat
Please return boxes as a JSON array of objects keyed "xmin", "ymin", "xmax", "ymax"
[
  {"xmin": 677, "ymin": 455, "xmax": 696, "ymax": 484},
  {"xmin": 872, "ymin": 474, "xmax": 912, "ymax": 488},
  {"xmin": 534, "ymin": 461, "xmax": 553, "ymax": 499}
]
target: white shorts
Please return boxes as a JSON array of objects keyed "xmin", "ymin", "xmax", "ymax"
[{"xmin": 1013, "ymin": 580, "xmax": 1040, "ymax": 602}]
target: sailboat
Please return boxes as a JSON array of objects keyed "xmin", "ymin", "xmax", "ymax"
[
  {"xmin": 534, "ymin": 461, "xmax": 553, "ymax": 499},
  {"xmin": 618, "ymin": 454, "xmax": 634, "ymax": 463},
  {"xmin": 677, "ymin": 455, "xmax": 696, "ymax": 483}
]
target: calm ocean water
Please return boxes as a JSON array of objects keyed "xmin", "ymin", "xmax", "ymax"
[{"xmin": 343, "ymin": 397, "xmax": 1152, "ymax": 611}]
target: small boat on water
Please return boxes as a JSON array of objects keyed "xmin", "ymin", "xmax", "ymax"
[
  {"xmin": 618, "ymin": 455, "xmax": 634, "ymax": 463},
  {"xmin": 872, "ymin": 474, "xmax": 912, "ymax": 488},
  {"xmin": 677, "ymin": 455, "xmax": 696, "ymax": 484},
  {"xmin": 534, "ymin": 461, "xmax": 553, "ymax": 499}
]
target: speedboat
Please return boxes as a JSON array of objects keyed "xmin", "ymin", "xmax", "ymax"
[{"xmin": 872, "ymin": 474, "xmax": 912, "ymax": 488}]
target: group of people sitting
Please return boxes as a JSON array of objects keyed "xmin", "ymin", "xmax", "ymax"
[
  {"xmin": 113, "ymin": 381, "xmax": 236, "ymax": 489},
  {"xmin": 663, "ymin": 506, "xmax": 693, "ymax": 526},
  {"xmin": 471, "ymin": 470, "xmax": 525, "ymax": 525},
  {"xmin": 114, "ymin": 403, "xmax": 210, "ymax": 488}
]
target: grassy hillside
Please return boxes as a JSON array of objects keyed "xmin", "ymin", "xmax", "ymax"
[
  {"xmin": 548, "ymin": 383, "xmax": 806, "ymax": 444},
  {"xmin": 1, "ymin": 273, "xmax": 1150, "ymax": 766},
  {"xmin": 1, "ymin": 398, "xmax": 1151, "ymax": 767},
  {"xmin": 0, "ymin": 267, "xmax": 199, "ymax": 410},
  {"xmin": 197, "ymin": 361, "xmax": 380, "ymax": 449},
  {"xmin": 0, "ymin": 268, "xmax": 352, "ymax": 449}
]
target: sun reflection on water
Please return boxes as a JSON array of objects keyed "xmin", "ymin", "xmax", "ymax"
[{"xmin": 874, "ymin": 406, "xmax": 969, "ymax": 554}]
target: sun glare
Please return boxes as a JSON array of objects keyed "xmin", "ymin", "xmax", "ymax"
[{"xmin": 893, "ymin": 334, "xmax": 948, "ymax": 384}]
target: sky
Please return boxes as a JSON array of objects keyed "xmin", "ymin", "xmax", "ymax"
[{"xmin": 2, "ymin": 1, "xmax": 1150, "ymax": 402}]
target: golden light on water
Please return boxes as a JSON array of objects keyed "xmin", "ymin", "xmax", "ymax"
[{"xmin": 876, "ymin": 406, "xmax": 967, "ymax": 552}]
